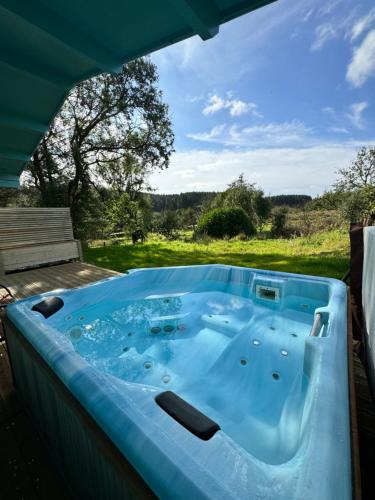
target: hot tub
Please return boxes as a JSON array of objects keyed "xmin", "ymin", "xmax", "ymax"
[{"xmin": 5, "ymin": 265, "xmax": 351, "ymax": 499}]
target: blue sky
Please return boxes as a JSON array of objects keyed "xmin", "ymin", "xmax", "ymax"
[{"xmin": 149, "ymin": 0, "xmax": 375, "ymax": 196}]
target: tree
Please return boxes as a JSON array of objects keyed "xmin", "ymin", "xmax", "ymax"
[
  {"xmin": 106, "ymin": 192, "xmax": 152, "ymax": 243},
  {"xmin": 269, "ymin": 194, "xmax": 312, "ymax": 208},
  {"xmin": 208, "ymin": 174, "xmax": 270, "ymax": 229},
  {"xmin": 154, "ymin": 210, "xmax": 180, "ymax": 239},
  {"xmin": 339, "ymin": 186, "xmax": 375, "ymax": 225},
  {"xmin": 254, "ymin": 192, "xmax": 272, "ymax": 231},
  {"xmin": 177, "ymin": 207, "xmax": 199, "ymax": 229},
  {"xmin": 26, "ymin": 58, "xmax": 174, "ymax": 234},
  {"xmin": 308, "ymin": 190, "xmax": 346, "ymax": 211},
  {"xmin": 150, "ymin": 192, "xmax": 217, "ymax": 212},
  {"xmin": 210, "ymin": 174, "xmax": 256, "ymax": 218},
  {"xmin": 0, "ymin": 186, "xmax": 40, "ymax": 208},
  {"xmin": 271, "ymin": 207, "xmax": 288, "ymax": 237},
  {"xmin": 335, "ymin": 146, "xmax": 375, "ymax": 190}
]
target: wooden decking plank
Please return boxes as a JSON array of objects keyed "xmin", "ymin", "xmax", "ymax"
[
  {"xmin": 2, "ymin": 262, "xmax": 120, "ymax": 300},
  {"xmin": 40, "ymin": 267, "xmax": 94, "ymax": 289}
]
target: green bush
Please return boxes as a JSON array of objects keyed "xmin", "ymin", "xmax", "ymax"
[
  {"xmin": 195, "ymin": 207, "xmax": 256, "ymax": 239},
  {"xmin": 271, "ymin": 207, "xmax": 288, "ymax": 237}
]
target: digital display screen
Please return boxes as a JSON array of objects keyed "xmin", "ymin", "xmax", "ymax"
[
  {"xmin": 260, "ymin": 288, "xmax": 276, "ymax": 300},
  {"xmin": 256, "ymin": 284, "xmax": 280, "ymax": 302}
]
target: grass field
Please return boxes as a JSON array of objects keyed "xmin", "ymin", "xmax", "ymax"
[{"xmin": 84, "ymin": 229, "xmax": 349, "ymax": 279}]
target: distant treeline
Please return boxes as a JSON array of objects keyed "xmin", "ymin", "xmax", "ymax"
[
  {"xmin": 150, "ymin": 192, "xmax": 312, "ymax": 211},
  {"xmin": 150, "ymin": 192, "xmax": 217, "ymax": 211},
  {"xmin": 268, "ymin": 195, "xmax": 312, "ymax": 208}
]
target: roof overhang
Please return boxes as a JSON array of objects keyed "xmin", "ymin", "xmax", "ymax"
[{"xmin": 0, "ymin": 0, "xmax": 276, "ymax": 188}]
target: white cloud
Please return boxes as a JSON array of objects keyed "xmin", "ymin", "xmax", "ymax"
[
  {"xmin": 310, "ymin": 6, "xmax": 358, "ymax": 52},
  {"xmin": 311, "ymin": 23, "xmax": 337, "ymax": 51},
  {"xmin": 203, "ymin": 95, "xmax": 226, "ymax": 115},
  {"xmin": 229, "ymin": 100, "xmax": 260, "ymax": 117},
  {"xmin": 188, "ymin": 124, "xmax": 227, "ymax": 142},
  {"xmin": 351, "ymin": 7, "xmax": 375, "ymax": 41},
  {"xmin": 346, "ymin": 101, "xmax": 368, "ymax": 129},
  {"xmin": 330, "ymin": 127, "xmax": 349, "ymax": 134},
  {"xmin": 322, "ymin": 106, "xmax": 336, "ymax": 116},
  {"xmin": 202, "ymin": 94, "xmax": 261, "ymax": 118},
  {"xmin": 318, "ymin": 0, "xmax": 343, "ymax": 17},
  {"xmin": 176, "ymin": 168, "xmax": 197, "ymax": 178},
  {"xmin": 302, "ymin": 9, "xmax": 314, "ymax": 23},
  {"xmin": 188, "ymin": 121, "xmax": 312, "ymax": 147},
  {"xmin": 177, "ymin": 37, "xmax": 202, "ymax": 69},
  {"xmin": 186, "ymin": 94, "xmax": 204, "ymax": 103},
  {"xmin": 346, "ymin": 30, "xmax": 375, "ymax": 87},
  {"xmin": 148, "ymin": 142, "xmax": 369, "ymax": 196},
  {"xmin": 152, "ymin": 0, "xmax": 316, "ymax": 85}
]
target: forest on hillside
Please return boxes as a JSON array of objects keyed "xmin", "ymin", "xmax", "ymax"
[{"xmin": 150, "ymin": 192, "xmax": 312, "ymax": 212}]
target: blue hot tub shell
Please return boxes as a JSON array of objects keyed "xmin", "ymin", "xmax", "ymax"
[{"xmin": 6, "ymin": 265, "xmax": 351, "ymax": 499}]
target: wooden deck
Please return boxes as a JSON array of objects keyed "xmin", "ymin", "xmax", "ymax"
[
  {"xmin": 0, "ymin": 263, "xmax": 375, "ymax": 499},
  {"xmin": 1, "ymin": 262, "xmax": 119, "ymax": 300}
]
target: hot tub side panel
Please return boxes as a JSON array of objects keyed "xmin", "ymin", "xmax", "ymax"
[{"xmin": 4, "ymin": 317, "xmax": 154, "ymax": 500}]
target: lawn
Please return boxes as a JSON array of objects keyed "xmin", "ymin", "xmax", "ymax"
[{"xmin": 84, "ymin": 229, "xmax": 349, "ymax": 279}]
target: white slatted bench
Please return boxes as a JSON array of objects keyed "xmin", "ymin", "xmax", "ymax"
[{"xmin": 0, "ymin": 208, "xmax": 82, "ymax": 275}]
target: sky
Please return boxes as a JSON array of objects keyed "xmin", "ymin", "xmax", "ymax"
[{"xmin": 149, "ymin": 0, "xmax": 375, "ymax": 196}]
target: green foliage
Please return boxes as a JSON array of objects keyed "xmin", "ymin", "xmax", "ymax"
[
  {"xmin": 149, "ymin": 192, "xmax": 311, "ymax": 213},
  {"xmin": 195, "ymin": 207, "xmax": 256, "ymax": 239},
  {"xmin": 211, "ymin": 175, "xmax": 257, "ymax": 217},
  {"xmin": 330, "ymin": 147, "xmax": 375, "ymax": 225},
  {"xmin": 106, "ymin": 192, "xmax": 152, "ymax": 243},
  {"xmin": 287, "ymin": 208, "xmax": 342, "ymax": 235},
  {"xmin": 153, "ymin": 210, "xmax": 180, "ymax": 239},
  {"xmin": 339, "ymin": 185, "xmax": 375, "ymax": 225},
  {"xmin": 177, "ymin": 207, "xmax": 199, "ymax": 229},
  {"xmin": 207, "ymin": 174, "xmax": 270, "ymax": 230},
  {"xmin": 254, "ymin": 193, "xmax": 272, "ymax": 231},
  {"xmin": 308, "ymin": 190, "xmax": 346, "ymax": 210},
  {"xmin": 309, "ymin": 147, "xmax": 375, "ymax": 226},
  {"xmin": 271, "ymin": 207, "xmax": 288, "ymax": 236},
  {"xmin": 84, "ymin": 229, "xmax": 349, "ymax": 280},
  {"xmin": 26, "ymin": 58, "xmax": 174, "ymax": 235},
  {"xmin": 73, "ymin": 185, "xmax": 109, "ymax": 241},
  {"xmin": 151, "ymin": 192, "xmax": 217, "ymax": 212},
  {"xmin": 268, "ymin": 194, "xmax": 312, "ymax": 208},
  {"xmin": 335, "ymin": 146, "xmax": 375, "ymax": 190},
  {"xmin": 0, "ymin": 186, "xmax": 40, "ymax": 208}
]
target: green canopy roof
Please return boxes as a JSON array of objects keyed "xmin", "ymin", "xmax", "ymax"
[{"xmin": 0, "ymin": 0, "xmax": 275, "ymax": 188}]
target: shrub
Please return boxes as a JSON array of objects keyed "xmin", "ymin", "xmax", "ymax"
[
  {"xmin": 339, "ymin": 186, "xmax": 375, "ymax": 225},
  {"xmin": 271, "ymin": 207, "xmax": 288, "ymax": 237},
  {"xmin": 154, "ymin": 210, "xmax": 180, "ymax": 240},
  {"xmin": 195, "ymin": 207, "xmax": 256, "ymax": 239},
  {"xmin": 233, "ymin": 232, "xmax": 249, "ymax": 241},
  {"xmin": 194, "ymin": 233, "xmax": 213, "ymax": 245}
]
